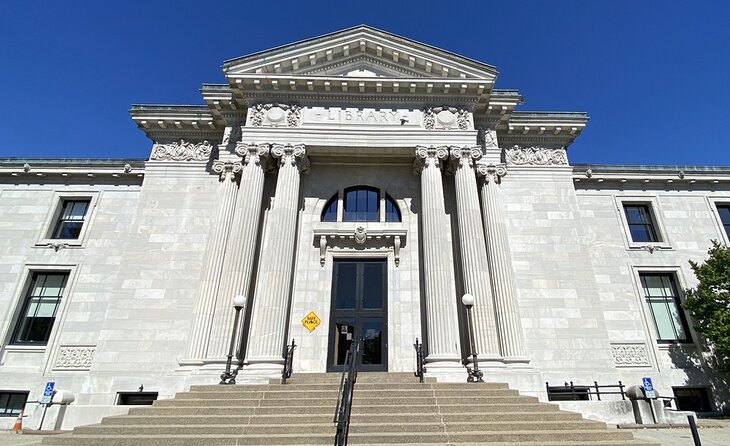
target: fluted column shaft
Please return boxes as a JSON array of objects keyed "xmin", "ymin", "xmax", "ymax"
[
  {"xmin": 414, "ymin": 146, "xmax": 461, "ymax": 364},
  {"xmin": 449, "ymin": 147, "xmax": 501, "ymax": 359},
  {"xmin": 246, "ymin": 144, "xmax": 308, "ymax": 366},
  {"xmin": 206, "ymin": 144, "xmax": 270, "ymax": 359},
  {"xmin": 183, "ymin": 160, "xmax": 241, "ymax": 362},
  {"xmin": 476, "ymin": 163, "xmax": 528, "ymax": 363}
]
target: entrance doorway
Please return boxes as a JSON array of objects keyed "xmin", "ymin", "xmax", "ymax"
[{"xmin": 327, "ymin": 259, "xmax": 387, "ymax": 372}]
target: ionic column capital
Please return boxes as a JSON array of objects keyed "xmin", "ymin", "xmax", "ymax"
[
  {"xmin": 271, "ymin": 144, "xmax": 309, "ymax": 174},
  {"xmin": 448, "ymin": 146, "xmax": 482, "ymax": 171},
  {"xmin": 235, "ymin": 143, "xmax": 270, "ymax": 167},
  {"xmin": 476, "ymin": 163, "xmax": 507, "ymax": 184},
  {"xmin": 413, "ymin": 145, "xmax": 449, "ymax": 174},
  {"xmin": 212, "ymin": 160, "xmax": 243, "ymax": 182}
]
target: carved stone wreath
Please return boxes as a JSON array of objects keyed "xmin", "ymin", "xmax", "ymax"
[
  {"xmin": 504, "ymin": 146, "xmax": 567, "ymax": 166},
  {"xmin": 249, "ymin": 103, "xmax": 302, "ymax": 127},
  {"xmin": 422, "ymin": 106, "xmax": 470, "ymax": 130},
  {"xmin": 151, "ymin": 140, "xmax": 214, "ymax": 161}
]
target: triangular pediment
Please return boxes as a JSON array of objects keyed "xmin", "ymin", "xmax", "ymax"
[
  {"xmin": 222, "ymin": 25, "xmax": 498, "ymax": 82},
  {"xmin": 300, "ymin": 54, "xmax": 425, "ymax": 78}
]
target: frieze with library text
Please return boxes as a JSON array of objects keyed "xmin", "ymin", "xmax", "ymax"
[{"xmin": 302, "ymin": 107, "xmax": 420, "ymax": 126}]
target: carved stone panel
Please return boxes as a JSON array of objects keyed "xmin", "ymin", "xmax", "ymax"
[
  {"xmin": 53, "ymin": 345, "xmax": 96, "ymax": 371},
  {"xmin": 504, "ymin": 146, "xmax": 568, "ymax": 166},
  {"xmin": 247, "ymin": 104, "xmax": 302, "ymax": 128},
  {"xmin": 150, "ymin": 140, "xmax": 214, "ymax": 161},
  {"xmin": 610, "ymin": 343, "xmax": 651, "ymax": 367},
  {"xmin": 422, "ymin": 107, "xmax": 471, "ymax": 130}
]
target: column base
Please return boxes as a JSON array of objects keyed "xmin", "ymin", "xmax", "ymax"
[
  {"xmin": 177, "ymin": 357, "xmax": 237, "ymax": 371},
  {"xmin": 503, "ymin": 356, "xmax": 532, "ymax": 368},
  {"xmin": 464, "ymin": 354, "xmax": 507, "ymax": 368},
  {"xmin": 425, "ymin": 355, "xmax": 466, "ymax": 382},
  {"xmin": 237, "ymin": 357, "xmax": 285, "ymax": 384}
]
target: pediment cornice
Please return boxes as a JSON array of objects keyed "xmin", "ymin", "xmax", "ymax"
[{"xmin": 222, "ymin": 26, "xmax": 498, "ymax": 83}]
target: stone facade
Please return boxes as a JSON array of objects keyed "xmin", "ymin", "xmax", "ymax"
[{"xmin": 0, "ymin": 26, "xmax": 728, "ymax": 429}]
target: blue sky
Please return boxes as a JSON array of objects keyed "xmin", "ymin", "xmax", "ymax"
[{"xmin": 1, "ymin": 1, "xmax": 728, "ymax": 165}]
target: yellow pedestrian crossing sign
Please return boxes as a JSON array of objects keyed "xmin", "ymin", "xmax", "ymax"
[{"xmin": 302, "ymin": 311, "xmax": 321, "ymax": 332}]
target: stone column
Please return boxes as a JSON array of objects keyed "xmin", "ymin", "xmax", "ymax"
[
  {"xmin": 449, "ymin": 147, "xmax": 502, "ymax": 362},
  {"xmin": 205, "ymin": 143, "xmax": 270, "ymax": 360},
  {"xmin": 414, "ymin": 146, "xmax": 462, "ymax": 368},
  {"xmin": 245, "ymin": 144, "xmax": 308, "ymax": 373},
  {"xmin": 476, "ymin": 163, "xmax": 529, "ymax": 365},
  {"xmin": 182, "ymin": 160, "xmax": 241, "ymax": 364}
]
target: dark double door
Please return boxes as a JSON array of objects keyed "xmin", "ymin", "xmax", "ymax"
[{"xmin": 327, "ymin": 259, "xmax": 387, "ymax": 372}]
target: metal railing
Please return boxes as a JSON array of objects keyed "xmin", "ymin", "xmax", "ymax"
[
  {"xmin": 413, "ymin": 338, "xmax": 425, "ymax": 383},
  {"xmin": 281, "ymin": 339, "xmax": 296, "ymax": 384},
  {"xmin": 546, "ymin": 381, "xmax": 626, "ymax": 401},
  {"xmin": 334, "ymin": 341, "xmax": 360, "ymax": 446}
]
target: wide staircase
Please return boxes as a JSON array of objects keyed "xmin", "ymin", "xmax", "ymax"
[{"xmin": 42, "ymin": 372, "xmax": 658, "ymax": 445}]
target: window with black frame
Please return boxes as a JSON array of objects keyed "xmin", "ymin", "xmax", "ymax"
[
  {"xmin": 0, "ymin": 392, "xmax": 28, "ymax": 417},
  {"xmin": 11, "ymin": 272, "xmax": 69, "ymax": 345},
  {"xmin": 624, "ymin": 204, "xmax": 660, "ymax": 243},
  {"xmin": 716, "ymin": 205, "xmax": 730, "ymax": 239},
  {"xmin": 344, "ymin": 186, "xmax": 379, "ymax": 222},
  {"xmin": 639, "ymin": 273, "xmax": 691, "ymax": 343},
  {"xmin": 51, "ymin": 199, "xmax": 91, "ymax": 239},
  {"xmin": 320, "ymin": 187, "xmax": 401, "ymax": 223}
]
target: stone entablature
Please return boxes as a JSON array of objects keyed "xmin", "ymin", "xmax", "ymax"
[
  {"xmin": 246, "ymin": 104, "xmax": 474, "ymax": 130},
  {"xmin": 572, "ymin": 164, "xmax": 730, "ymax": 185}
]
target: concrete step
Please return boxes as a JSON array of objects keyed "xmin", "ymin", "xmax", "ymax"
[
  {"xmin": 346, "ymin": 429, "xmax": 636, "ymax": 444},
  {"xmin": 351, "ymin": 442, "xmax": 660, "ymax": 446},
  {"xmin": 349, "ymin": 420, "xmax": 607, "ymax": 433},
  {"xmin": 100, "ymin": 410, "xmax": 586, "ymax": 427},
  {"xmin": 153, "ymin": 396, "xmax": 338, "ymax": 407},
  {"xmin": 351, "ymin": 403, "xmax": 560, "ymax": 415},
  {"xmin": 176, "ymin": 389, "xmax": 340, "ymax": 399},
  {"xmin": 44, "ymin": 373, "xmax": 657, "ymax": 446},
  {"xmin": 351, "ymin": 396, "xmax": 538, "ymax": 406},
  {"xmin": 353, "ymin": 388, "xmax": 520, "ymax": 397},
  {"xmin": 129, "ymin": 405, "xmax": 336, "ymax": 416},
  {"xmin": 43, "ymin": 435, "xmax": 660, "ymax": 446}
]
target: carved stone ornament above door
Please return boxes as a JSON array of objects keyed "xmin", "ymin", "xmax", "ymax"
[{"xmin": 313, "ymin": 227, "xmax": 407, "ymax": 267}]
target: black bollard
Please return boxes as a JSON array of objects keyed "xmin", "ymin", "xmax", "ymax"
[{"xmin": 688, "ymin": 415, "xmax": 702, "ymax": 446}]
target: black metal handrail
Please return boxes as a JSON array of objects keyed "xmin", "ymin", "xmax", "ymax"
[
  {"xmin": 334, "ymin": 340, "xmax": 360, "ymax": 446},
  {"xmin": 546, "ymin": 380, "xmax": 626, "ymax": 401},
  {"xmin": 281, "ymin": 339, "xmax": 296, "ymax": 384},
  {"xmin": 413, "ymin": 338, "xmax": 425, "ymax": 383}
]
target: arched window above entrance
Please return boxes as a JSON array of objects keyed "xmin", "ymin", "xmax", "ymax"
[
  {"xmin": 320, "ymin": 186, "xmax": 402, "ymax": 223},
  {"xmin": 344, "ymin": 186, "xmax": 379, "ymax": 222}
]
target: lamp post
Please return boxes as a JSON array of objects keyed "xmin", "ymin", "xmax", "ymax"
[
  {"xmin": 220, "ymin": 295, "xmax": 247, "ymax": 385},
  {"xmin": 461, "ymin": 293, "xmax": 484, "ymax": 383}
]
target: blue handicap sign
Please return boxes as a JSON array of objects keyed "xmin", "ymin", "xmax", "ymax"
[
  {"xmin": 41, "ymin": 381, "xmax": 55, "ymax": 404},
  {"xmin": 642, "ymin": 377, "xmax": 656, "ymax": 398}
]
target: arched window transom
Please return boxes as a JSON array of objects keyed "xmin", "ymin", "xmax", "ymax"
[{"xmin": 320, "ymin": 186, "xmax": 402, "ymax": 223}]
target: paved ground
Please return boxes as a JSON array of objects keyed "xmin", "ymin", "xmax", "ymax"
[
  {"xmin": 2, "ymin": 419, "xmax": 730, "ymax": 445},
  {"xmin": 624, "ymin": 418, "xmax": 730, "ymax": 446}
]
